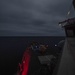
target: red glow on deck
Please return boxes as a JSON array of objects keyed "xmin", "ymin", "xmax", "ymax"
[{"xmin": 18, "ymin": 47, "xmax": 31, "ymax": 75}]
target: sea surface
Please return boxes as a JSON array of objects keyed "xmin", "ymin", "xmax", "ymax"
[{"xmin": 0, "ymin": 36, "xmax": 65, "ymax": 75}]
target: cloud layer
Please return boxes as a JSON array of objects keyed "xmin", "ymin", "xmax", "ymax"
[{"xmin": 0, "ymin": 0, "xmax": 74, "ymax": 36}]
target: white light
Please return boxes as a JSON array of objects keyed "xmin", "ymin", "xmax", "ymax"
[
  {"xmin": 55, "ymin": 44, "xmax": 57, "ymax": 46},
  {"xmin": 59, "ymin": 23, "xmax": 62, "ymax": 26},
  {"xmin": 67, "ymin": 11, "xmax": 70, "ymax": 16}
]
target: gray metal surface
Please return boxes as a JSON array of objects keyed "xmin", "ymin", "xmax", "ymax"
[
  {"xmin": 38, "ymin": 55, "xmax": 55, "ymax": 64},
  {"xmin": 57, "ymin": 38, "xmax": 75, "ymax": 75}
]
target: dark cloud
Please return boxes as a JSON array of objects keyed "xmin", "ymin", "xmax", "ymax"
[
  {"xmin": 0, "ymin": 0, "xmax": 73, "ymax": 36},
  {"xmin": 31, "ymin": 19, "xmax": 46, "ymax": 26}
]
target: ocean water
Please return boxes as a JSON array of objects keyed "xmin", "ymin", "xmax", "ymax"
[{"xmin": 0, "ymin": 36, "xmax": 65, "ymax": 75}]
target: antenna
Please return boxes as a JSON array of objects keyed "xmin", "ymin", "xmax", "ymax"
[{"xmin": 67, "ymin": 1, "xmax": 73, "ymax": 18}]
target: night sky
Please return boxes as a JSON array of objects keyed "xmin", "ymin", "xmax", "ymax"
[{"xmin": 0, "ymin": 0, "xmax": 75, "ymax": 36}]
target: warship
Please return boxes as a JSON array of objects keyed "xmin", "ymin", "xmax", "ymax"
[
  {"xmin": 53, "ymin": 0, "xmax": 75, "ymax": 75},
  {"xmin": 15, "ymin": 0, "xmax": 75, "ymax": 75}
]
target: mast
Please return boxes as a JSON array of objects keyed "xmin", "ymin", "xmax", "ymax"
[{"xmin": 73, "ymin": 0, "xmax": 75, "ymax": 9}]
